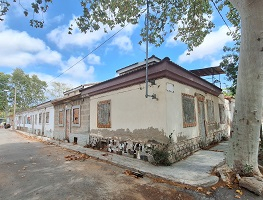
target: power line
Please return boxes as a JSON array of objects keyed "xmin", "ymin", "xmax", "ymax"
[
  {"xmin": 49, "ymin": 24, "xmax": 129, "ymax": 83},
  {"xmin": 211, "ymin": 0, "xmax": 232, "ymax": 32}
]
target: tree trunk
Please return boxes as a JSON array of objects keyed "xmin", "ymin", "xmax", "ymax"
[{"xmin": 227, "ymin": 0, "xmax": 263, "ymax": 175}]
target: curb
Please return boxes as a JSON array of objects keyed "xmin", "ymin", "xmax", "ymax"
[{"xmin": 14, "ymin": 130, "xmax": 221, "ymax": 187}]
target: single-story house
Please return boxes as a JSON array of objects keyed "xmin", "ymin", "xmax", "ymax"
[
  {"xmin": 16, "ymin": 101, "xmax": 54, "ymax": 138},
  {"xmin": 80, "ymin": 56, "xmax": 233, "ymax": 162},
  {"xmin": 52, "ymin": 84, "xmax": 95, "ymax": 146}
]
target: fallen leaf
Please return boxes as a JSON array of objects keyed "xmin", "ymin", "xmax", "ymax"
[
  {"xmin": 226, "ymin": 184, "xmax": 233, "ymax": 189},
  {"xmin": 211, "ymin": 187, "xmax": 217, "ymax": 190},
  {"xmin": 235, "ymin": 195, "xmax": 241, "ymax": 199},
  {"xmin": 206, "ymin": 191, "xmax": 212, "ymax": 195},
  {"xmin": 196, "ymin": 187, "xmax": 203, "ymax": 191},
  {"xmin": 236, "ymin": 189, "xmax": 243, "ymax": 195}
]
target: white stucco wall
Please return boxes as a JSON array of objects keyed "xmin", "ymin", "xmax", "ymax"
[
  {"xmin": 90, "ymin": 77, "xmax": 229, "ymax": 144},
  {"xmin": 90, "ymin": 79, "xmax": 168, "ymax": 143},
  {"xmin": 15, "ymin": 104, "xmax": 54, "ymax": 138}
]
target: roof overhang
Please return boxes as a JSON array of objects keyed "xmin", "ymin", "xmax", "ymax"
[{"xmin": 190, "ymin": 66, "xmax": 225, "ymax": 77}]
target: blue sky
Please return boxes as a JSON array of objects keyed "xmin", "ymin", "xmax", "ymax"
[{"xmin": 0, "ymin": 1, "xmax": 234, "ymax": 91}]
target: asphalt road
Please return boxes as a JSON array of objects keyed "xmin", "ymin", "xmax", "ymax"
[
  {"xmin": 0, "ymin": 128, "xmax": 206, "ymax": 200},
  {"xmin": 0, "ymin": 128, "xmax": 262, "ymax": 200}
]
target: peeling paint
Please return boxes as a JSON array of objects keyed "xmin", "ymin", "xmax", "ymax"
[
  {"xmin": 90, "ymin": 127, "xmax": 169, "ymax": 144},
  {"xmin": 177, "ymin": 132, "xmax": 187, "ymax": 142}
]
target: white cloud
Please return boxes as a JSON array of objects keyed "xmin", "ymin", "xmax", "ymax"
[
  {"xmin": 0, "ymin": 29, "xmax": 62, "ymax": 68},
  {"xmin": 111, "ymin": 35, "xmax": 133, "ymax": 52},
  {"xmin": 110, "ymin": 23, "xmax": 137, "ymax": 52},
  {"xmin": 178, "ymin": 25, "xmax": 233, "ymax": 63},
  {"xmin": 51, "ymin": 14, "xmax": 65, "ymax": 24},
  {"xmin": 47, "ymin": 16, "xmax": 109, "ymax": 49},
  {"xmin": 87, "ymin": 54, "xmax": 101, "ymax": 65},
  {"xmin": 47, "ymin": 16, "xmax": 138, "ymax": 53},
  {"xmin": 28, "ymin": 71, "xmax": 84, "ymax": 91},
  {"xmin": 60, "ymin": 56, "xmax": 95, "ymax": 81},
  {"xmin": 209, "ymin": 59, "xmax": 222, "ymax": 67}
]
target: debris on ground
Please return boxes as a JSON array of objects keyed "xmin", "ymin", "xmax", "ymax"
[
  {"xmin": 64, "ymin": 154, "xmax": 90, "ymax": 161},
  {"xmin": 124, "ymin": 170, "xmax": 144, "ymax": 178}
]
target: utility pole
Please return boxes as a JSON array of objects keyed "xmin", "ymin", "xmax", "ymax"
[{"xmin": 13, "ymin": 86, "xmax": 16, "ymax": 130}]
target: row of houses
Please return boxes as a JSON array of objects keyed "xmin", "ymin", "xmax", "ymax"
[{"xmin": 15, "ymin": 56, "xmax": 235, "ymax": 163}]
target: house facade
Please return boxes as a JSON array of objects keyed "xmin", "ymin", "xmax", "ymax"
[
  {"xmin": 81, "ymin": 56, "xmax": 232, "ymax": 162},
  {"xmin": 15, "ymin": 101, "xmax": 54, "ymax": 138},
  {"xmin": 52, "ymin": 85, "xmax": 92, "ymax": 146},
  {"xmin": 14, "ymin": 56, "xmax": 234, "ymax": 164}
]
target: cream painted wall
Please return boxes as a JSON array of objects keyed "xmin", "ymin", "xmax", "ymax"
[
  {"xmin": 90, "ymin": 80, "xmax": 168, "ymax": 142},
  {"xmin": 90, "ymin": 77, "xmax": 229, "ymax": 144},
  {"xmin": 165, "ymin": 77, "xmax": 228, "ymax": 143}
]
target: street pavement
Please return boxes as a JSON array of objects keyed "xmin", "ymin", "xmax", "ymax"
[
  {"xmin": 15, "ymin": 130, "xmax": 227, "ymax": 187},
  {"xmin": 1, "ymin": 128, "xmax": 262, "ymax": 200},
  {"xmin": 1, "ymin": 128, "xmax": 209, "ymax": 200}
]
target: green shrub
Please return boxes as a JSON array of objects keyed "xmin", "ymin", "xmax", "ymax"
[{"xmin": 151, "ymin": 148, "xmax": 171, "ymax": 166}]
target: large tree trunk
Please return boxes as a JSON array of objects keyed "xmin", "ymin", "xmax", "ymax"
[{"xmin": 227, "ymin": 0, "xmax": 263, "ymax": 175}]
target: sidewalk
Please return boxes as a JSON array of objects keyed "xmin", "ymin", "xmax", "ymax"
[{"xmin": 15, "ymin": 130, "xmax": 227, "ymax": 187}]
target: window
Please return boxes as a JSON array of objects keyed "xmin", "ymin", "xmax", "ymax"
[
  {"xmin": 219, "ymin": 104, "xmax": 226, "ymax": 124},
  {"xmin": 59, "ymin": 109, "xmax": 64, "ymax": 126},
  {"xmin": 35, "ymin": 114, "xmax": 37, "ymax": 124},
  {"xmin": 72, "ymin": 106, "xmax": 80, "ymax": 126},
  {"xmin": 46, "ymin": 112, "xmax": 50, "ymax": 124},
  {"xmin": 39, "ymin": 113, "xmax": 42, "ymax": 124},
  {"xmin": 97, "ymin": 100, "xmax": 111, "ymax": 128},
  {"xmin": 182, "ymin": 94, "xmax": 196, "ymax": 127},
  {"xmin": 207, "ymin": 100, "xmax": 215, "ymax": 123},
  {"xmin": 27, "ymin": 116, "xmax": 31, "ymax": 124}
]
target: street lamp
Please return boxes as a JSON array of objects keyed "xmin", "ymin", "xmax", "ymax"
[{"xmin": 3, "ymin": 87, "xmax": 16, "ymax": 130}]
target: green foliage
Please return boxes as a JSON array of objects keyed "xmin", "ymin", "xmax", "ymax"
[
  {"xmin": 218, "ymin": 2, "xmax": 240, "ymax": 95},
  {"xmin": 242, "ymin": 164, "xmax": 253, "ymax": 176},
  {"xmin": 0, "ymin": 72, "xmax": 11, "ymax": 112},
  {"xmin": 151, "ymin": 147, "xmax": 171, "ymax": 166},
  {"xmin": 47, "ymin": 82, "xmax": 72, "ymax": 99},
  {"xmin": 10, "ymin": 68, "xmax": 47, "ymax": 111},
  {"xmin": 76, "ymin": 0, "xmax": 215, "ymax": 51}
]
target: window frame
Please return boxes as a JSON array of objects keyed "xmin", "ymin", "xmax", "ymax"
[
  {"xmin": 46, "ymin": 112, "xmax": 50, "ymax": 124},
  {"xmin": 182, "ymin": 93, "xmax": 197, "ymax": 128},
  {"xmin": 218, "ymin": 104, "xmax": 226, "ymax": 124},
  {"xmin": 206, "ymin": 99, "xmax": 215, "ymax": 123},
  {"xmin": 58, "ymin": 109, "xmax": 64, "ymax": 127},
  {"xmin": 39, "ymin": 113, "xmax": 42, "ymax": 124},
  {"xmin": 97, "ymin": 100, "xmax": 111, "ymax": 128},
  {"xmin": 72, "ymin": 105, "xmax": 80, "ymax": 127}
]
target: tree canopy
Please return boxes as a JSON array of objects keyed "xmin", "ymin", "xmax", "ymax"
[
  {"xmin": 0, "ymin": 68, "xmax": 48, "ymax": 114},
  {"xmin": 47, "ymin": 82, "xmax": 71, "ymax": 99}
]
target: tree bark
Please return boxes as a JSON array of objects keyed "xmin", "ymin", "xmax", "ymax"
[{"xmin": 227, "ymin": 0, "xmax": 263, "ymax": 175}]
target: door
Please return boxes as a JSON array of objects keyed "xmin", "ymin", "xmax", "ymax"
[
  {"xmin": 198, "ymin": 100, "xmax": 206, "ymax": 143},
  {"xmin": 65, "ymin": 109, "xmax": 70, "ymax": 140},
  {"xmin": 42, "ymin": 112, "xmax": 45, "ymax": 136},
  {"xmin": 32, "ymin": 115, "xmax": 34, "ymax": 134}
]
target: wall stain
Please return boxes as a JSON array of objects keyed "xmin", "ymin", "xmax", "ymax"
[{"xmin": 90, "ymin": 127, "xmax": 169, "ymax": 144}]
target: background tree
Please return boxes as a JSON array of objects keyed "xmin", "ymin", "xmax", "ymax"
[
  {"xmin": 10, "ymin": 68, "xmax": 48, "ymax": 111},
  {"xmin": 47, "ymin": 82, "xmax": 72, "ymax": 99},
  {"xmin": 1, "ymin": 0, "xmax": 263, "ymax": 176},
  {"xmin": 219, "ymin": 2, "xmax": 241, "ymax": 95},
  {"xmin": 0, "ymin": 72, "xmax": 11, "ymax": 115}
]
